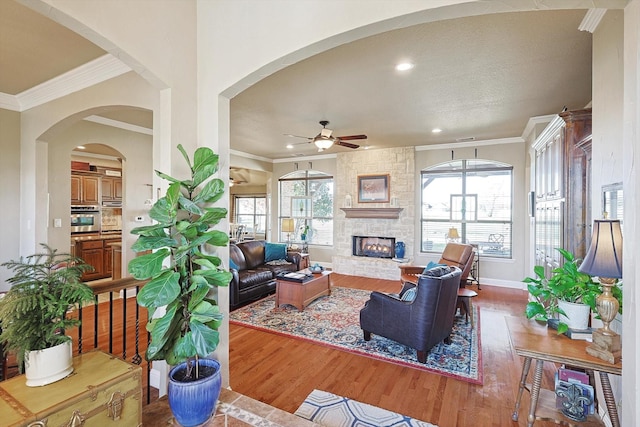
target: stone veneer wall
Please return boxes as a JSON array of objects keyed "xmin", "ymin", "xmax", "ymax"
[{"xmin": 333, "ymin": 147, "xmax": 415, "ymax": 280}]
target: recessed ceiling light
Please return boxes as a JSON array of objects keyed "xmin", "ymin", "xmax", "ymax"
[
  {"xmin": 364, "ymin": 145, "xmax": 371, "ymax": 150},
  {"xmin": 432, "ymin": 128, "xmax": 442, "ymax": 133},
  {"xmin": 286, "ymin": 144, "xmax": 294, "ymax": 149},
  {"xmin": 76, "ymin": 145, "xmax": 86, "ymax": 150},
  {"xmin": 395, "ymin": 62, "xmax": 414, "ymax": 71}
]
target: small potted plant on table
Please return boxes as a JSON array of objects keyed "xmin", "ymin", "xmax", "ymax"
[
  {"xmin": 128, "ymin": 144, "xmax": 232, "ymax": 427},
  {"xmin": 0, "ymin": 244, "xmax": 94, "ymax": 386},
  {"xmin": 523, "ymin": 248, "xmax": 616, "ymax": 334}
]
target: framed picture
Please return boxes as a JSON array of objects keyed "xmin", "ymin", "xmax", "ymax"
[{"xmin": 358, "ymin": 174, "xmax": 390, "ymax": 203}]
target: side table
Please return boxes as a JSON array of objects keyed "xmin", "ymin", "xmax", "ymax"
[{"xmin": 506, "ymin": 316, "xmax": 621, "ymax": 427}]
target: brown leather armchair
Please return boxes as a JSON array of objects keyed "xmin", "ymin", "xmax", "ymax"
[
  {"xmin": 399, "ymin": 242, "xmax": 474, "ymax": 288},
  {"xmin": 359, "ymin": 266, "xmax": 462, "ymax": 363}
]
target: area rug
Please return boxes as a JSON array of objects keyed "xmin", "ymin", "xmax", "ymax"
[
  {"xmin": 294, "ymin": 389, "xmax": 437, "ymax": 427},
  {"xmin": 230, "ymin": 286, "xmax": 482, "ymax": 384}
]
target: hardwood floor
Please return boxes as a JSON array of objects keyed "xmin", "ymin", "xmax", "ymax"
[{"xmin": 229, "ymin": 273, "xmax": 562, "ymax": 427}]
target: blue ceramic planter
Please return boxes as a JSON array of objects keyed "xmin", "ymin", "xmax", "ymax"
[{"xmin": 168, "ymin": 358, "xmax": 222, "ymax": 427}]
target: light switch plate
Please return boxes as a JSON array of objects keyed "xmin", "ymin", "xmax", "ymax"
[{"xmin": 54, "ymin": 218, "xmax": 62, "ymax": 228}]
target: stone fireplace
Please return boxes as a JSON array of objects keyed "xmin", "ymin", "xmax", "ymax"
[
  {"xmin": 332, "ymin": 147, "xmax": 416, "ymax": 280},
  {"xmin": 352, "ymin": 235, "xmax": 396, "ymax": 259}
]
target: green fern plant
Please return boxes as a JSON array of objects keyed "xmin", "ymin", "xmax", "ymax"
[
  {"xmin": 128, "ymin": 144, "xmax": 232, "ymax": 380},
  {"xmin": 0, "ymin": 244, "xmax": 94, "ymax": 371}
]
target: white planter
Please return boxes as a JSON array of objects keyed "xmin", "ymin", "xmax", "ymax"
[
  {"xmin": 558, "ymin": 300, "xmax": 590, "ymax": 330},
  {"xmin": 25, "ymin": 340, "xmax": 73, "ymax": 387}
]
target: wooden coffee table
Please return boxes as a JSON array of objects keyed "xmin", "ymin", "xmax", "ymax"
[{"xmin": 275, "ymin": 269, "xmax": 332, "ymax": 311}]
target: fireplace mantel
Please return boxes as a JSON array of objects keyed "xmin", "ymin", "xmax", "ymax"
[{"xmin": 340, "ymin": 207, "xmax": 403, "ymax": 219}]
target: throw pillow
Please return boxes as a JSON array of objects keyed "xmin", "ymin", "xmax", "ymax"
[
  {"xmin": 265, "ymin": 242, "xmax": 287, "ymax": 262},
  {"xmin": 424, "ymin": 265, "xmax": 452, "ymax": 277},
  {"xmin": 401, "ymin": 287, "xmax": 417, "ymax": 302},
  {"xmin": 422, "ymin": 261, "xmax": 447, "ymax": 275},
  {"xmin": 229, "ymin": 257, "xmax": 239, "ymax": 270}
]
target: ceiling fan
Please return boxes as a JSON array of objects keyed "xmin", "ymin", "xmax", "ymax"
[{"xmin": 286, "ymin": 120, "xmax": 367, "ymax": 152}]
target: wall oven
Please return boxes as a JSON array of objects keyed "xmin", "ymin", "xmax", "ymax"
[{"xmin": 71, "ymin": 205, "xmax": 101, "ymax": 233}]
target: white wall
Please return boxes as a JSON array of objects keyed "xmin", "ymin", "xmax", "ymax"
[{"xmin": 0, "ymin": 109, "xmax": 21, "ymax": 291}]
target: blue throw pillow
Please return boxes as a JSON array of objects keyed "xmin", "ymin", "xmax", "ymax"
[
  {"xmin": 422, "ymin": 261, "xmax": 447, "ymax": 275},
  {"xmin": 229, "ymin": 258, "xmax": 239, "ymax": 270},
  {"xmin": 265, "ymin": 242, "xmax": 287, "ymax": 262}
]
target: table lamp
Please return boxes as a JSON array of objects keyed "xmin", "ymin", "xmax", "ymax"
[
  {"xmin": 281, "ymin": 218, "xmax": 295, "ymax": 246},
  {"xmin": 447, "ymin": 227, "xmax": 460, "ymax": 242},
  {"xmin": 577, "ymin": 219, "xmax": 623, "ymax": 364}
]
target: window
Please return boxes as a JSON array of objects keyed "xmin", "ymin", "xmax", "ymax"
[
  {"xmin": 279, "ymin": 170, "xmax": 333, "ymax": 245},
  {"xmin": 234, "ymin": 195, "xmax": 266, "ymax": 236},
  {"xmin": 421, "ymin": 159, "xmax": 513, "ymax": 258}
]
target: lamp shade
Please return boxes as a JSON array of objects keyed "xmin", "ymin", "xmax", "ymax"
[
  {"xmin": 281, "ymin": 218, "xmax": 295, "ymax": 233},
  {"xmin": 447, "ymin": 227, "xmax": 460, "ymax": 239},
  {"xmin": 578, "ymin": 220, "xmax": 623, "ymax": 279}
]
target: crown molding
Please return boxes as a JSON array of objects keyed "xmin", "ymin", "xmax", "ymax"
[
  {"xmin": 3, "ymin": 54, "xmax": 131, "ymax": 112},
  {"xmin": 415, "ymin": 137, "xmax": 523, "ymax": 151},
  {"xmin": 84, "ymin": 115, "xmax": 152, "ymax": 135},
  {"xmin": 578, "ymin": 9, "xmax": 607, "ymax": 33}
]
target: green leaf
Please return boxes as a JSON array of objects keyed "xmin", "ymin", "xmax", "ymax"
[
  {"xmin": 131, "ymin": 236, "xmax": 177, "ymax": 252},
  {"xmin": 190, "ymin": 301, "xmax": 222, "ymax": 324},
  {"xmin": 189, "ymin": 320, "xmax": 220, "ymax": 357},
  {"xmin": 188, "ymin": 279, "xmax": 211, "ymax": 310},
  {"xmin": 131, "ymin": 223, "xmax": 169, "ymax": 237},
  {"xmin": 128, "ymin": 249, "xmax": 170, "ymax": 279},
  {"xmin": 194, "ymin": 179, "xmax": 225, "ymax": 204},
  {"xmin": 136, "ymin": 270, "xmax": 181, "ymax": 307},
  {"xmin": 200, "ymin": 208, "xmax": 228, "ymax": 226},
  {"xmin": 194, "ymin": 269, "xmax": 232, "ymax": 287},
  {"xmin": 145, "ymin": 305, "xmax": 180, "ymax": 360},
  {"xmin": 155, "ymin": 169, "xmax": 181, "ymax": 185},
  {"xmin": 191, "ymin": 147, "xmax": 218, "ymax": 188},
  {"xmin": 525, "ymin": 301, "xmax": 547, "ymax": 319},
  {"xmin": 149, "ymin": 197, "xmax": 176, "ymax": 224},
  {"xmin": 179, "ymin": 195, "xmax": 202, "ymax": 215}
]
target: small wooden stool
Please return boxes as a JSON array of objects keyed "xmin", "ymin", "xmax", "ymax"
[{"xmin": 457, "ymin": 288, "xmax": 478, "ymax": 327}]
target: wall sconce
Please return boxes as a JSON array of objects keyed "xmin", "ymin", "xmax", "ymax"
[
  {"xmin": 578, "ymin": 219, "xmax": 623, "ymax": 364},
  {"xmin": 281, "ymin": 218, "xmax": 295, "ymax": 247}
]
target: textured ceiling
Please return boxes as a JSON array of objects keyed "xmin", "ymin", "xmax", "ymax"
[{"xmin": 2, "ymin": 2, "xmax": 593, "ymax": 165}]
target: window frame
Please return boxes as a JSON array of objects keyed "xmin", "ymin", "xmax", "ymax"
[{"xmin": 420, "ymin": 160, "xmax": 513, "ymax": 258}]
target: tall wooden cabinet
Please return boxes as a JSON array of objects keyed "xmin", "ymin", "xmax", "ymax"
[{"xmin": 533, "ymin": 109, "xmax": 592, "ymax": 274}]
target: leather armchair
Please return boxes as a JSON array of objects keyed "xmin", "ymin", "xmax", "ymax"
[
  {"xmin": 359, "ymin": 267, "xmax": 462, "ymax": 363},
  {"xmin": 399, "ymin": 242, "xmax": 474, "ymax": 288}
]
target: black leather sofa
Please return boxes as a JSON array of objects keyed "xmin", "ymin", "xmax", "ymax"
[{"xmin": 229, "ymin": 240, "xmax": 302, "ymax": 309}]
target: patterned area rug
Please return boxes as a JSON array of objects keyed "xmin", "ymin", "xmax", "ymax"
[
  {"xmin": 295, "ymin": 389, "xmax": 437, "ymax": 427},
  {"xmin": 230, "ymin": 286, "xmax": 482, "ymax": 384}
]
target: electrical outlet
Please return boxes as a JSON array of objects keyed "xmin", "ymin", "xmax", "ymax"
[{"xmin": 135, "ymin": 216, "xmax": 144, "ymax": 222}]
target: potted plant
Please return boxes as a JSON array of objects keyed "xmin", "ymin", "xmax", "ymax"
[
  {"xmin": 523, "ymin": 248, "xmax": 606, "ymax": 334},
  {"xmin": 0, "ymin": 244, "xmax": 94, "ymax": 386},
  {"xmin": 128, "ymin": 144, "xmax": 232, "ymax": 427}
]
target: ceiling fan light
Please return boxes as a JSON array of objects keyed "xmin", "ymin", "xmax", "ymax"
[{"xmin": 314, "ymin": 137, "xmax": 334, "ymax": 150}]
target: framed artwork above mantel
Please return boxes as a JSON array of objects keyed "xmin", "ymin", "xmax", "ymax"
[{"xmin": 358, "ymin": 174, "xmax": 390, "ymax": 203}]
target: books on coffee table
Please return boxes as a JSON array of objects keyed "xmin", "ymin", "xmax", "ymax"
[{"xmin": 277, "ymin": 272, "xmax": 313, "ymax": 282}]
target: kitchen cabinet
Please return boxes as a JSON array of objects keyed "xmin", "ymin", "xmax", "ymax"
[
  {"xmin": 71, "ymin": 173, "xmax": 100, "ymax": 205},
  {"xmin": 102, "ymin": 176, "xmax": 123, "ymax": 202},
  {"xmin": 77, "ymin": 239, "xmax": 105, "ymax": 281},
  {"xmin": 103, "ymin": 238, "xmax": 121, "ymax": 277}
]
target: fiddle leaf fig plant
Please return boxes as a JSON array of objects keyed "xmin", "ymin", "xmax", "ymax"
[
  {"xmin": 128, "ymin": 144, "xmax": 232, "ymax": 378},
  {"xmin": 523, "ymin": 248, "xmax": 603, "ymax": 334}
]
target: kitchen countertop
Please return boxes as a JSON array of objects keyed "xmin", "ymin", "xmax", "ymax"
[{"xmin": 71, "ymin": 233, "xmax": 122, "ymax": 242}]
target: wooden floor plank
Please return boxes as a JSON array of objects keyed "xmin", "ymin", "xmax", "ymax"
[{"xmin": 229, "ymin": 273, "xmax": 565, "ymax": 427}]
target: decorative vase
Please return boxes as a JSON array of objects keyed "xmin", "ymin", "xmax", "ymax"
[
  {"xmin": 25, "ymin": 340, "xmax": 73, "ymax": 387},
  {"xmin": 558, "ymin": 300, "xmax": 590, "ymax": 330},
  {"xmin": 168, "ymin": 358, "xmax": 222, "ymax": 427},
  {"xmin": 394, "ymin": 241, "xmax": 405, "ymax": 259}
]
